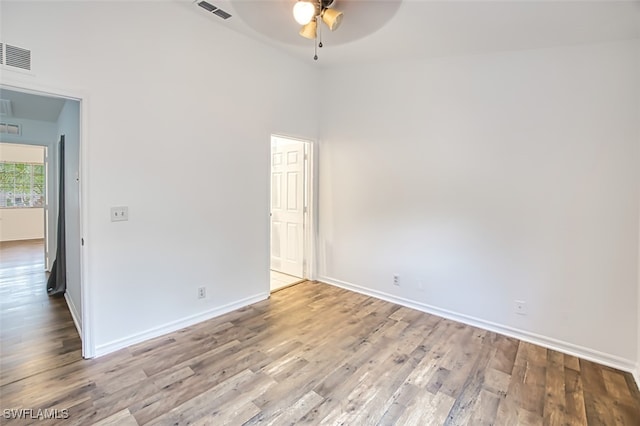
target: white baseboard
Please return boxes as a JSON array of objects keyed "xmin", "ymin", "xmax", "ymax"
[
  {"xmin": 95, "ymin": 292, "xmax": 269, "ymax": 358},
  {"xmin": 64, "ymin": 292, "xmax": 82, "ymax": 337},
  {"xmin": 319, "ymin": 275, "xmax": 637, "ymax": 375}
]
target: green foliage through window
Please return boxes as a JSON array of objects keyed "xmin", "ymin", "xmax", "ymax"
[{"xmin": 0, "ymin": 162, "xmax": 45, "ymax": 208}]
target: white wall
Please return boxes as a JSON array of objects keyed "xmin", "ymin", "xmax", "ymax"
[
  {"xmin": 0, "ymin": 143, "xmax": 45, "ymax": 241},
  {"xmin": 318, "ymin": 40, "xmax": 640, "ymax": 368},
  {"xmin": 0, "ymin": 120, "xmax": 59, "ymax": 267},
  {"xmin": 57, "ymin": 100, "xmax": 82, "ymax": 326},
  {"xmin": 0, "ymin": 208, "xmax": 44, "ymax": 241},
  {"xmin": 1, "ymin": 1, "xmax": 318, "ymax": 353}
]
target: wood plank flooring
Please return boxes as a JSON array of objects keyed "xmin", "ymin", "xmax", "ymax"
[
  {"xmin": 1, "ymin": 240, "xmax": 640, "ymax": 425},
  {"xmin": 0, "ymin": 240, "xmax": 82, "ymax": 389}
]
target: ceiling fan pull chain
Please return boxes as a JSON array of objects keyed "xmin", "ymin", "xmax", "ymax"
[
  {"xmin": 314, "ymin": 38, "xmax": 318, "ymax": 60},
  {"xmin": 319, "ymin": 18, "xmax": 323, "ymax": 48}
]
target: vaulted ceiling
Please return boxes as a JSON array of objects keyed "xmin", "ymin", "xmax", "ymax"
[
  {"xmin": 184, "ymin": 0, "xmax": 640, "ymax": 65},
  {"xmin": 3, "ymin": 2, "xmax": 638, "ymax": 122}
]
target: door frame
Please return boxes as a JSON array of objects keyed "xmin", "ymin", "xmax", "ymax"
[
  {"xmin": 43, "ymin": 145, "xmax": 50, "ymax": 270},
  {"xmin": 270, "ymin": 134, "xmax": 317, "ymax": 282},
  {"xmin": 1, "ymin": 80, "xmax": 94, "ymax": 358}
]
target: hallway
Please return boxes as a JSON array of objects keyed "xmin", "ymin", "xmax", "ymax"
[{"xmin": 0, "ymin": 239, "xmax": 81, "ymax": 387}]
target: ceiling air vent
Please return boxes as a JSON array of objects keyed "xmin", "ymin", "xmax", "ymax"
[
  {"xmin": 3, "ymin": 44, "xmax": 31, "ymax": 71},
  {"xmin": 197, "ymin": 1, "xmax": 232, "ymax": 20},
  {"xmin": 198, "ymin": 1, "xmax": 216, "ymax": 12},
  {"xmin": 212, "ymin": 9, "xmax": 232, "ymax": 19}
]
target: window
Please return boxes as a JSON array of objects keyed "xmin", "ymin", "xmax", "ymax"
[{"xmin": 0, "ymin": 162, "xmax": 45, "ymax": 208}]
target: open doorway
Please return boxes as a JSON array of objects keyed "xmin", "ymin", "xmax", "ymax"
[
  {"xmin": 270, "ymin": 135, "xmax": 313, "ymax": 292},
  {"xmin": 0, "ymin": 86, "xmax": 86, "ymax": 366}
]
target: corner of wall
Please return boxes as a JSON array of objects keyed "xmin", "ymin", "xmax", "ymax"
[
  {"xmin": 319, "ymin": 275, "xmax": 638, "ymax": 375},
  {"xmin": 637, "ymin": 114, "xmax": 640, "ymax": 392},
  {"xmin": 637, "ymin": 169, "xmax": 640, "ymax": 391},
  {"xmin": 94, "ymin": 292, "xmax": 269, "ymax": 358},
  {"xmin": 65, "ymin": 292, "xmax": 82, "ymax": 337}
]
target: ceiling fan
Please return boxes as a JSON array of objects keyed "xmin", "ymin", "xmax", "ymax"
[{"xmin": 292, "ymin": 0, "xmax": 343, "ymax": 60}]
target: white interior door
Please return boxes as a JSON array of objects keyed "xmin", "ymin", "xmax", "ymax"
[{"xmin": 270, "ymin": 137, "xmax": 305, "ymax": 278}]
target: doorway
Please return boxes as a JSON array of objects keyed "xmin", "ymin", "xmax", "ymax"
[
  {"xmin": 270, "ymin": 135, "xmax": 312, "ymax": 292},
  {"xmin": 0, "ymin": 84, "xmax": 88, "ymax": 358}
]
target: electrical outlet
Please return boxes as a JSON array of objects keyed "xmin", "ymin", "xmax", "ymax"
[
  {"xmin": 110, "ymin": 206, "xmax": 129, "ymax": 222},
  {"xmin": 393, "ymin": 274, "xmax": 400, "ymax": 286},
  {"xmin": 198, "ymin": 287, "xmax": 206, "ymax": 299},
  {"xmin": 514, "ymin": 300, "xmax": 527, "ymax": 315}
]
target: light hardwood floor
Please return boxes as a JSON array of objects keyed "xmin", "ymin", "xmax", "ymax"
[
  {"xmin": 270, "ymin": 270, "xmax": 303, "ymax": 292},
  {"xmin": 1, "ymin": 240, "xmax": 639, "ymax": 425},
  {"xmin": 0, "ymin": 240, "xmax": 82, "ymax": 388}
]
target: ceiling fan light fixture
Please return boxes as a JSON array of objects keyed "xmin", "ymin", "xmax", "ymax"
[
  {"xmin": 321, "ymin": 8, "xmax": 343, "ymax": 31},
  {"xmin": 293, "ymin": 0, "xmax": 343, "ymax": 60},
  {"xmin": 299, "ymin": 19, "xmax": 318, "ymax": 39},
  {"xmin": 293, "ymin": 0, "xmax": 317, "ymax": 25}
]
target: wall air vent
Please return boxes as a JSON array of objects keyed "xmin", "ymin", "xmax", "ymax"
[
  {"xmin": 0, "ymin": 123, "xmax": 21, "ymax": 135},
  {"xmin": 196, "ymin": 1, "xmax": 232, "ymax": 20},
  {"xmin": 0, "ymin": 43, "xmax": 3, "ymax": 65},
  {"xmin": 1, "ymin": 44, "xmax": 31, "ymax": 71}
]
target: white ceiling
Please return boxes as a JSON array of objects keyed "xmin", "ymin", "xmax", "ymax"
[
  {"xmin": 2, "ymin": 2, "xmax": 637, "ymax": 121},
  {"xmin": 186, "ymin": 0, "xmax": 640, "ymax": 66}
]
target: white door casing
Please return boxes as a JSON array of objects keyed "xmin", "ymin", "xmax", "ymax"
[
  {"xmin": 0, "ymin": 82, "xmax": 93, "ymax": 358},
  {"xmin": 270, "ymin": 137, "xmax": 305, "ymax": 278},
  {"xmin": 44, "ymin": 146, "xmax": 50, "ymax": 271}
]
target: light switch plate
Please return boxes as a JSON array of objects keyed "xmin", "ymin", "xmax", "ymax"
[{"xmin": 111, "ymin": 206, "xmax": 129, "ymax": 222}]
